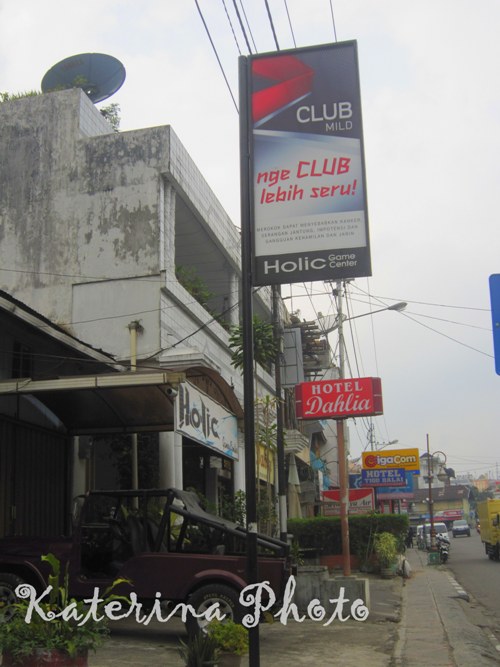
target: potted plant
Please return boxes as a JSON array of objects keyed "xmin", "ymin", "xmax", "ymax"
[
  {"xmin": 207, "ymin": 620, "xmax": 249, "ymax": 667},
  {"xmin": 0, "ymin": 553, "xmax": 128, "ymax": 666},
  {"xmin": 178, "ymin": 632, "xmax": 220, "ymax": 667},
  {"xmin": 374, "ymin": 532, "xmax": 399, "ymax": 578}
]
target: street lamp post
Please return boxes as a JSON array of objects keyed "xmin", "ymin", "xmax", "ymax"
[
  {"xmin": 426, "ymin": 434, "xmax": 435, "ymax": 550},
  {"xmin": 335, "ymin": 282, "xmax": 350, "ymax": 576},
  {"xmin": 425, "ymin": 434, "xmax": 448, "ymax": 550},
  {"xmin": 317, "ymin": 300, "xmax": 407, "ymax": 335},
  {"xmin": 326, "ymin": 286, "xmax": 407, "ymax": 576}
]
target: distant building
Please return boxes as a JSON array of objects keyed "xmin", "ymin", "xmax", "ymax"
[{"xmin": 410, "ymin": 484, "xmax": 472, "ymax": 526}]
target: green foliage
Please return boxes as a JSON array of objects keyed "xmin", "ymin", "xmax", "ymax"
[
  {"xmin": 99, "ymin": 103, "xmax": 121, "ymax": 132},
  {"xmin": 255, "ymin": 395, "xmax": 279, "ymax": 536},
  {"xmin": 287, "ymin": 513, "xmax": 409, "ymax": 567},
  {"xmin": 219, "ymin": 489, "xmax": 246, "ymax": 526},
  {"xmin": 208, "ymin": 620, "xmax": 249, "ymax": 655},
  {"xmin": 0, "ymin": 90, "xmax": 41, "ymax": 103},
  {"xmin": 256, "ymin": 492, "xmax": 278, "ymax": 537},
  {"xmin": 290, "ymin": 540, "xmax": 304, "ymax": 566},
  {"xmin": 373, "ymin": 531, "xmax": 399, "ymax": 568},
  {"xmin": 176, "ymin": 265, "xmax": 215, "ymax": 309},
  {"xmin": 0, "ymin": 554, "xmax": 129, "ymax": 662},
  {"xmin": 255, "ymin": 395, "xmax": 277, "ymax": 450},
  {"xmin": 197, "ymin": 488, "xmax": 277, "ymax": 538},
  {"xmin": 178, "ymin": 632, "xmax": 220, "ymax": 666},
  {"xmin": 228, "ymin": 317, "xmax": 277, "ymax": 371}
]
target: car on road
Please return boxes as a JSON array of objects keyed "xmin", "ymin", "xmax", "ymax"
[{"xmin": 452, "ymin": 519, "xmax": 471, "ymax": 537}]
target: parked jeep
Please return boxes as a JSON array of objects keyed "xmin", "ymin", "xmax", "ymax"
[{"xmin": 0, "ymin": 488, "xmax": 290, "ymax": 634}]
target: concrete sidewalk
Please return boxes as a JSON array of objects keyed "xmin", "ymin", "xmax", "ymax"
[
  {"xmin": 87, "ymin": 547, "xmax": 500, "ymax": 666},
  {"xmin": 394, "ymin": 547, "xmax": 499, "ymax": 666}
]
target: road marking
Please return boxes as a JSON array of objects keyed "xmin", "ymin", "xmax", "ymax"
[
  {"xmin": 486, "ymin": 632, "xmax": 500, "ymax": 654},
  {"xmin": 446, "ymin": 574, "xmax": 469, "ymax": 601}
]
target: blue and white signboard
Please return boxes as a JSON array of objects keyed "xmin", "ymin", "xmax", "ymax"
[
  {"xmin": 349, "ymin": 473, "xmax": 363, "ymax": 489},
  {"xmin": 361, "ymin": 468, "xmax": 406, "ymax": 487},
  {"xmin": 377, "ymin": 471, "xmax": 414, "ymax": 499},
  {"xmin": 176, "ymin": 382, "xmax": 239, "ymax": 460}
]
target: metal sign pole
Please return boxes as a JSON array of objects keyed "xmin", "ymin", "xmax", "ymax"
[
  {"xmin": 239, "ymin": 55, "xmax": 260, "ymax": 667},
  {"xmin": 336, "ymin": 281, "xmax": 351, "ymax": 576},
  {"xmin": 273, "ymin": 284, "xmax": 287, "ymax": 542}
]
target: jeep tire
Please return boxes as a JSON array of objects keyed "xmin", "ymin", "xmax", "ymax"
[
  {"xmin": 186, "ymin": 583, "xmax": 241, "ymax": 636},
  {"xmin": 0, "ymin": 573, "xmax": 25, "ymax": 622}
]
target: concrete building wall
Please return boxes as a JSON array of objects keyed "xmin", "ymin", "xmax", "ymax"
[
  {"xmin": 0, "ymin": 89, "xmax": 246, "ymax": 360},
  {"xmin": 0, "ymin": 87, "xmax": 278, "ymax": 501}
]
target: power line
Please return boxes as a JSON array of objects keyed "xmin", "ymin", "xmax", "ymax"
[
  {"xmin": 231, "ymin": 0, "xmax": 253, "ymax": 53},
  {"xmin": 194, "ymin": 0, "xmax": 239, "ymax": 112},
  {"xmin": 221, "ymin": 0, "xmax": 243, "ymax": 55},
  {"xmin": 400, "ymin": 311, "xmax": 490, "ymax": 332},
  {"xmin": 264, "ymin": 0, "xmax": 280, "ymax": 50},
  {"xmin": 349, "ymin": 284, "xmax": 490, "ymax": 312},
  {"xmin": 340, "ymin": 282, "xmax": 493, "ymax": 357},
  {"xmin": 238, "ymin": 1, "xmax": 258, "ymax": 53},
  {"xmin": 329, "ymin": 0, "xmax": 338, "ymax": 41},
  {"xmin": 283, "ymin": 0, "xmax": 297, "ymax": 47},
  {"xmin": 398, "ymin": 311, "xmax": 493, "ymax": 359}
]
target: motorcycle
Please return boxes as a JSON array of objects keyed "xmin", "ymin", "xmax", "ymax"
[{"xmin": 436, "ymin": 534, "xmax": 450, "ymax": 563}]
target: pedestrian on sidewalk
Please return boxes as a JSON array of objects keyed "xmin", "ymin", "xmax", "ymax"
[{"xmin": 405, "ymin": 528, "xmax": 414, "ymax": 549}]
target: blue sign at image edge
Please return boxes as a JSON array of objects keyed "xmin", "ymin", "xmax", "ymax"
[{"xmin": 489, "ymin": 274, "xmax": 500, "ymax": 375}]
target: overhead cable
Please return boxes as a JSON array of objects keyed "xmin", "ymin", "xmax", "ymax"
[
  {"xmin": 264, "ymin": 0, "xmax": 280, "ymax": 50},
  {"xmin": 221, "ymin": 0, "xmax": 242, "ymax": 55},
  {"xmin": 194, "ymin": 0, "xmax": 239, "ymax": 112},
  {"xmin": 329, "ymin": 0, "xmax": 338, "ymax": 41},
  {"xmin": 232, "ymin": 0, "xmax": 253, "ymax": 53},
  {"xmin": 283, "ymin": 0, "xmax": 297, "ymax": 47}
]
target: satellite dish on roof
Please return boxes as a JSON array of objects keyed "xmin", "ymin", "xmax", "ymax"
[{"xmin": 41, "ymin": 53, "xmax": 126, "ymax": 103}]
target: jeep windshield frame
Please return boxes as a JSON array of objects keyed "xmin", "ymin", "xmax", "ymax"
[{"xmin": 82, "ymin": 488, "xmax": 288, "ymax": 558}]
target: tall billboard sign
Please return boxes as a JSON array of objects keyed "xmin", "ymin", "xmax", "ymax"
[{"xmin": 244, "ymin": 41, "xmax": 371, "ymax": 285}]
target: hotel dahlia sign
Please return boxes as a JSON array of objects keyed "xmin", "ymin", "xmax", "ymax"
[
  {"xmin": 295, "ymin": 377, "xmax": 383, "ymax": 420},
  {"xmin": 243, "ymin": 40, "xmax": 371, "ymax": 285}
]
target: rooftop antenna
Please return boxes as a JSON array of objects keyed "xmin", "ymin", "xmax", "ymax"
[{"xmin": 41, "ymin": 53, "xmax": 126, "ymax": 103}]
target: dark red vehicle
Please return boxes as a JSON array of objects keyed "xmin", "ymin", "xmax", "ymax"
[{"xmin": 0, "ymin": 489, "xmax": 290, "ymax": 634}]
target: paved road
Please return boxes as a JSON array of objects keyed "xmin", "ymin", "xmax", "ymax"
[
  {"xmin": 446, "ymin": 529, "xmax": 500, "ymax": 648},
  {"xmin": 447, "ymin": 530, "xmax": 500, "ymax": 615}
]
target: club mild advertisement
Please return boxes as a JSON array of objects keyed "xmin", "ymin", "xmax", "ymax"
[{"xmin": 246, "ymin": 40, "xmax": 372, "ymax": 285}]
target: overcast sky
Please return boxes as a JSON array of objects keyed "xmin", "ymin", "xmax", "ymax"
[{"xmin": 1, "ymin": 0, "xmax": 499, "ymax": 478}]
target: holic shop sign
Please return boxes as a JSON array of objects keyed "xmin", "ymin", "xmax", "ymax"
[{"xmin": 295, "ymin": 377, "xmax": 383, "ymax": 420}]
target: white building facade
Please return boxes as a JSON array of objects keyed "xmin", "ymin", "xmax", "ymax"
[{"xmin": 0, "ymin": 88, "xmax": 278, "ymax": 509}]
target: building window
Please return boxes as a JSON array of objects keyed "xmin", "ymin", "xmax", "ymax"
[{"xmin": 12, "ymin": 341, "xmax": 32, "ymax": 379}]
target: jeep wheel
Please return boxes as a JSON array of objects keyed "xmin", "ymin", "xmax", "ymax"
[
  {"xmin": 186, "ymin": 584, "xmax": 241, "ymax": 636},
  {"xmin": 0, "ymin": 573, "xmax": 25, "ymax": 622}
]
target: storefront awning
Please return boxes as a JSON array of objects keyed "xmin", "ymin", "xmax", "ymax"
[{"xmin": 0, "ymin": 371, "xmax": 185, "ymax": 435}]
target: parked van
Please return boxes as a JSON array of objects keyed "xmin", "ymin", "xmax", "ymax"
[{"xmin": 416, "ymin": 522, "xmax": 448, "ymax": 549}]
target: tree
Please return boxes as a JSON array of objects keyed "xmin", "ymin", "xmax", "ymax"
[
  {"xmin": 228, "ymin": 319, "xmax": 279, "ymax": 536},
  {"xmin": 99, "ymin": 102, "xmax": 121, "ymax": 132},
  {"xmin": 228, "ymin": 316, "xmax": 277, "ymax": 372}
]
